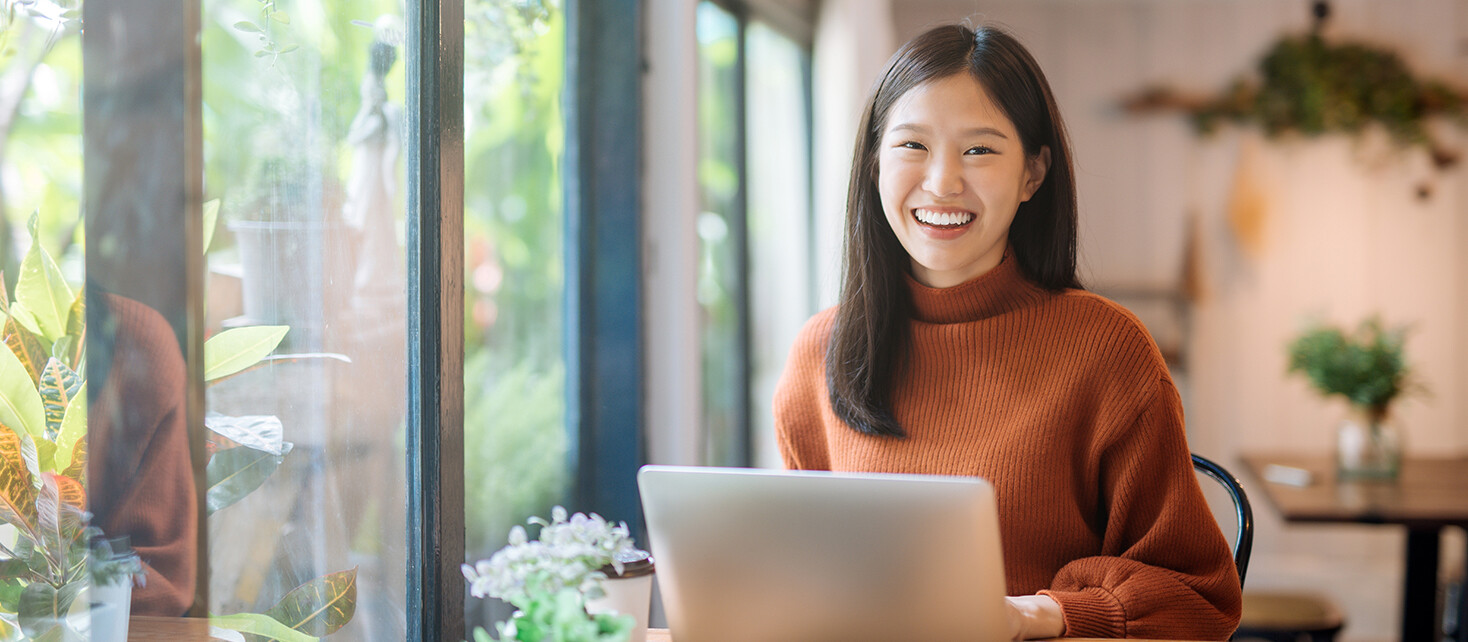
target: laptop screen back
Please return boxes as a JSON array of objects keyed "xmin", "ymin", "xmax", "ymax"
[{"xmin": 638, "ymin": 466, "xmax": 1009, "ymax": 642}]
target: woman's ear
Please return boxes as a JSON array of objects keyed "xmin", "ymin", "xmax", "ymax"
[{"xmin": 1022, "ymin": 146, "xmax": 1051, "ymax": 201}]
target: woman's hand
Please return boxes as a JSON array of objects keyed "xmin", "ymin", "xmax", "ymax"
[{"xmin": 1004, "ymin": 595, "xmax": 1065, "ymax": 640}]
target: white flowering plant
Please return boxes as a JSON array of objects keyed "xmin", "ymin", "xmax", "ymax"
[{"xmin": 462, "ymin": 506, "xmax": 637, "ymax": 642}]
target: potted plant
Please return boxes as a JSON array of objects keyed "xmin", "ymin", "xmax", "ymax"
[
  {"xmin": 0, "ymin": 215, "xmax": 93, "ymax": 640},
  {"xmin": 462, "ymin": 506, "xmax": 654, "ymax": 642},
  {"xmin": 87, "ymin": 535, "xmax": 145, "ymax": 642},
  {"xmin": 1287, "ymin": 316, "xmax": 1415, "ymax": 479},
  {"xmin": 0, "ymin": 214, "xmax": 359, "ymax": 641}
]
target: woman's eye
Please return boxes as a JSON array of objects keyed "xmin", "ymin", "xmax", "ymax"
[
  {"xmin": 965, "ymin": 146, "xmax": 995, "ymax": 155},
  {"xmin": 899, "ymin": 141, "xmax": 926, "ymax": 151}
]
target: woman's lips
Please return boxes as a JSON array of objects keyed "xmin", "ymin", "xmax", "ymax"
[{"xmin": 912, "ymin": 207, "xmax": 975, "ymax": 230}]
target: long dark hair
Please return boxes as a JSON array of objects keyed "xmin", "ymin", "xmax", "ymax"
[{"xmin": 826, "ymin": 24, "xmax": 1080, "ymax": 438}]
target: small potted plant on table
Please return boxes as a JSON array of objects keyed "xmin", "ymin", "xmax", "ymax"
[
  {"xmin": 463, "ymin": 507, "xmax": 654, "ymax": 642},
  {"xmin": 1287, "ymin": 316, "xmax": 1417, "ymax": 480}
]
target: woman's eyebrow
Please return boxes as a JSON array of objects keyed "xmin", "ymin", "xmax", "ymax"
[{"xmin": 889, "ymin": 123, "xmax": 1009, "ymax": 139}]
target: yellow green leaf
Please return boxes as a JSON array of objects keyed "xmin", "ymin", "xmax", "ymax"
[
  {"xmin": 209, "ymin": 613, "xmax": 318, "ymax": 642},
  {"xmin": 50, "ymin": 474, "xmax": 83, "ymax": 511},
  {"xmin": 203, "ymin": 199, "xmax": 220, "ymax": 254},
  {"xmin": 4, "ymin": 316, "xmax": 48, "ymax": 385},
  {"xmin": 60, "ymin": 437, "xmax": 84, "ymax": 487},
  {"xmin": 63, "ymin": 292, "xmax": 83, "ymax": 339},
  {"xmin": 205, "ymin": 444, "xmax": 288, "ymax": 515},
  {"xmin": 33, "ymin": 439, "xmax": 54, "ymax": 475},
  {"xmin": 204, "ymin": 326, "xmax": 288, "ymax": 382},
  {"xmin": 18, "ymin": 581, "xmax": 82, "ymax": 638},
  {"xmin": 264, "ymin": 567, "xmax": 357, "ymax": 636},
  {"xmin": 53, "ymin": 385, "xmax": 84, "ymax": 472},
  {"xmin": 6, "ymin": 301, "xmax": 42, "ymax": 340},
  {"xmin": 0, "ymin": 427, "xmax": 38, "ymax": 532},
  {"xmin": 50, "ymin": 335, "xmax": 80, "ymax": 374},
  {"xmin": 37, "ymin": 359, "xmax": 80, "ymax": 441},
  {"xmin": 0, "ymin": 343, "xmax": 45, "ymax": 441},
  {"xmin": 0, "ymin": 269, "xmax": 10, "ymax": 317},
  {"xmin": 15, "ymin": 214, "xmax": 73, "ymax": 343}
]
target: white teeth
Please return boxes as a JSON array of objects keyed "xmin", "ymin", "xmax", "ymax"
[{"xmin": 914, "ymin": 208, "xmax": 974, "ymax": 226}]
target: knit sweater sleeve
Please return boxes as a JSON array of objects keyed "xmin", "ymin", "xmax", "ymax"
[
  {"xmin": 91, "ymin": 295, "xmax": 198, "ymax": 616},
  {"xmin": 1038, "ymin": 376, "xmax": 1242, "ymax": 640},
  {"xmin": 773, "ymin": 309, "xmax": 835, "ymax": 471}
]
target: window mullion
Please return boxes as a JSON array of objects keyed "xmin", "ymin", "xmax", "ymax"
[
  {"xmin": 567, "ymin": 0, "xmax": 646, "ymax": 536},
  {"xmin": 82, "ymin": 0, "xmax": 208, "ymax": 615},
  {"xmin": 406, "ymin": 0, "xmax": 465, "ymax": 637}
]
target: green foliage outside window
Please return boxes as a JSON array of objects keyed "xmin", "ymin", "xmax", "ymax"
[
  {"xmin": 462, "ymin": 0, "xmax": 569, "ymax": 570},
  {"xmin": 0, "ymin": 0, "xmax": 82, "ymax": 292}
]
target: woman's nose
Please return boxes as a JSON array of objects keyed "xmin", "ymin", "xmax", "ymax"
[{"xmin": 922, "ymin": 155, "xmax": 963, "ymax": 197}]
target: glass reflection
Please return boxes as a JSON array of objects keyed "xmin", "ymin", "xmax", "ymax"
[{"xmin": 201, "ymin": 0, "xmax": 407, "ymax": 637}]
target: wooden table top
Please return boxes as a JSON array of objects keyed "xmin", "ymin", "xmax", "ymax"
[
  {"xmin": 127, "ymin": 617, "xmax": 1206, "ymax": 641},
  {"xmin": 129, "ymin": 616, "xmax": 216, "ymax": 640},
  {"xmin": 1241, "ymin": 453, "xmax": 1468, "ymax": 528},
  {"xmin": 647, "ymin": 628, "xmax": 1206, "ymax": 641}
]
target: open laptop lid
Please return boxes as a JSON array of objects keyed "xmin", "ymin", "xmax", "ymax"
[{"xmin": 638, "ymin": 466, "xmax": 1009, "ymax": 642}]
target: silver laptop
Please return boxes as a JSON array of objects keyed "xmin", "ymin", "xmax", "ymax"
[{"xmin": 638, "ymin": 466, "xmax": 1010, "ymax": 642}]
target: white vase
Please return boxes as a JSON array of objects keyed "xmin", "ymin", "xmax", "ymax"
[
  {"xmin": 585, "ymin": 555, "xmax": 655, "ymax": 642},
  {"xmin": 1335, "ymin": 409, "xmax": 1403, "ymax": 481},
  {"xmin": 89, "ymin": 578, "xmax": 133, "ymax": 642}
]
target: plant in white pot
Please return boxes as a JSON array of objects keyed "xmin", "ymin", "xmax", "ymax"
[
  {"xmin": 1287, "ymin": 316, "xmax": 1420, "ymax": 479},
  {"xmin": 462, "ymin": 506, "xmax": 654, "ymax": 642},
  {"xmin": 86, "ymin": 535, "xmax": 145, "ymax": 642}
]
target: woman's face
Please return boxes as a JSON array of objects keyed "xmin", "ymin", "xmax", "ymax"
[{"xmin": 877, "ymin": 72, "xmax": 1049, "ymax": 289}]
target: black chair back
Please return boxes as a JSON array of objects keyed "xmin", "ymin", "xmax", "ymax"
[{"xmin": 1192, "ymin": 453, "xmax": 1254, "ymax": 588}]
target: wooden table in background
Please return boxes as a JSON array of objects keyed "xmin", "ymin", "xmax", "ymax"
[{"xmin": 1242, "ymin": 453, "xmax": 1468, "ymax": 642}]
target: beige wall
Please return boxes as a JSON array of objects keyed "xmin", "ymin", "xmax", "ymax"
[
  {"xmin": 812, "ymin": 0, "xmax": 897, "ymax": 307},
  {"xmin": 886, "ymin": 1, "xmax": 1468, "ymax": 639}
]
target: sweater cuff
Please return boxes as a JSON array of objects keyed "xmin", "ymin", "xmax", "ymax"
[{"xmin": 1038, "ymin": 587, "xmax": 1127, "ymax": 638}]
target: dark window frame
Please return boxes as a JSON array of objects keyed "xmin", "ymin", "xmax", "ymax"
[
  {"xmin": 406, "ymin": 0, "xmax": 466, "ymax": 638},
  {"xmin": 411, "ymin": 0, "xmax": 649, "ymax": 634}
]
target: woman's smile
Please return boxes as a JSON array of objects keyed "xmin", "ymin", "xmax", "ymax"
[{"xmin": 912, "ymin": 207, "xmax": 976, "ymax": 229}]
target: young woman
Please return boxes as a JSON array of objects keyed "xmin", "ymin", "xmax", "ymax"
[{"xmin": 774, "ymin": 24, "xmax": 1242, "ymax": 640}]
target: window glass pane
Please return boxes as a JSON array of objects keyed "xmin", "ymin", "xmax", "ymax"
[
  {"xmin": 201, "ymin": 0, "xmax": 407, "ymax": 636},
  {"xmin": 0, "ymin": 0, "xmax": 87, "ymax": 636},
  {"xmin": 1, "ymin": 2, "xmax": 82, "ymax": 262},
  {"xmin": 745, "ymin": 22, "xmax": 812, "ymax": 469},
  {"xmin": 461, "ymin": 0, "xmax": 568, "ymax": 630},
  {"xmin": 696, "ymin": 1, "xmax": 743, "ymax": 467}
]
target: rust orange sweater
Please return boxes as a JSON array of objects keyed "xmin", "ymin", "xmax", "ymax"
[
  {"xmin": 774, "ymin": 256, "xmax": 1242, "ymax": 640},
  {"xmin": 90, "ymin": 294, "xmax": 198, "ymax": 616}
]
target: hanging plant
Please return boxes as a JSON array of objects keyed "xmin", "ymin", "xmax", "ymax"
[{"xmin": 1125, "ymin": 32, "xmax": 1468, "ymax": 169}]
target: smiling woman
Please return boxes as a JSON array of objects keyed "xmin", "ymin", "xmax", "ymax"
[
  {"xmin": 876, "ymin": 73, "xmax": 1050, "ymax": 289},
  {"xmin": 773, "ymin": 24, "xmax": 1241, "ymax": 641}
]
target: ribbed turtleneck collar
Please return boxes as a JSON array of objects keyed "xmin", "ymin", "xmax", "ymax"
[{"xmin": 906, "ymin": 253, "xmax": 1048, "ymax": 324}]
